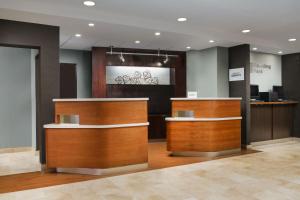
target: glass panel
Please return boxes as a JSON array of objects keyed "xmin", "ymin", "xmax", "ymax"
[{"xmin": 106, "ymin": 66, "xmax": 171, "ymax": 85}]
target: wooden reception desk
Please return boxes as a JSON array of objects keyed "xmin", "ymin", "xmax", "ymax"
[
  {"xmin": 166, "ymin": 98, "xmax": 242, "ymax": 156},
  {"xmin": 44, "ymin": 98, "xmax": 149, "ymax": 175},
  {"xmin": 250, "ymin": 101, "xmax": 298, "ymax": 143}
]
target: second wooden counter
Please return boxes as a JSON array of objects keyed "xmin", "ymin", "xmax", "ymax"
[{"xmin": 166, "ymin": 98, "xmax": 242, "ymax": 156}]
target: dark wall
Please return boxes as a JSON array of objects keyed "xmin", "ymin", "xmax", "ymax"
[
  {"xmin": 229, "ymin": 44, "xmax": 251, "ymax": 145},
  {"xmin": 282, "ymin": 53, "xmax": 300, "ymax": 137},
  {"xmin": 92, "ymin": 47, "xmax": 186, "ymax": 139},
  {"xmin": 92, "ymin": 47, "xmax": 107, "ymax": 97},
  {"xmin": 107, "ymin": 85, "xmax": 174, "ymax": 114},
  {"xmin": 60, "ymin": 63, "xmax": 77, "ymax": 98},
  {"xmin": 0, "ymin": 19, "xmax": 60, "ymax": 164},
  {"xmin": 92, "ymin": 47, "xmax": 186, "ymax": 98}
]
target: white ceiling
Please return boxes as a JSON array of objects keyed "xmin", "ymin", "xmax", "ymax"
[{"xmin": 1, "ymin": 0, "xmax": 300, "ymax": 54}]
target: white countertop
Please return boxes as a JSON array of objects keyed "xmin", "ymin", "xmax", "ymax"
[
  {"xmin": 53, "ymin": 98, "xmax": 149, "ymax": 102},
  {"xmin": 44, "ymin": 122, "xmax": 149, "ymax": 129},
  {"xmin": 170, "ymin": 97, "xmax": 242, "ymax": 101},
  {"xmin": 165, "ymin": 117, "xmax": 242, "ymax": 122}
]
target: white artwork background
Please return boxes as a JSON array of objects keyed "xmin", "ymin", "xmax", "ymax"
[
  {"xmin": 250, "ymin": 52, "xmax": 282, "ymax": 92},
  {"xmin": 106, "ymin": 66, "xmax": 171, "ymax": 85}
]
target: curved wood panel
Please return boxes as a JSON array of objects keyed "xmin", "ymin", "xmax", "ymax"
[
  {"xmin": 171, "ymin": 100, "xmax": 241, "ymax": 118},
  {"xmin": 46, "ymin": 126, "xmax": 148, "ymax": 169},
  {"xmin": 55, "ymin": 101, "xmax": 148, "ymax": 125},
  {"xmin": 167, "ymin": 120, "xmax": 241, "ymax": 152}
]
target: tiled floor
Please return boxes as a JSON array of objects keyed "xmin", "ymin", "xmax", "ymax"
[
  {"xmin": 0, "ymin": 143, "xmax": 255, "ymax": 194},
  {"xmin": 1, "ymin": 141, "xmax": 300, "ymax": 199},
  {"xmin": 0, "ymin": 150, "xmax": 40, "ymax": 176}
]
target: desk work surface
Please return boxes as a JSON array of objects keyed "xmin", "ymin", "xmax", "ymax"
[{"xmin": 250, "ymin": 101, "xmax": 298, "ymax": 105}]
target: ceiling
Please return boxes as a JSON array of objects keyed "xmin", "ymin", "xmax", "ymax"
[{"xmin": 0, "ymin": 0, "xmax": 300, "ymax": 54}]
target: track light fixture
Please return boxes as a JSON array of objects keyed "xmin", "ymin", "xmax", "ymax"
[
  {"xmin": 119, "ymin": 52, "xmax": 125, "ymax": 63},
  {"xmin": 163, "ymin": 54, "xmax": 169, "ymax": 64},
  {"xmin": 156, "ymin": 49, "xmax": 162, "ymax": 66}
]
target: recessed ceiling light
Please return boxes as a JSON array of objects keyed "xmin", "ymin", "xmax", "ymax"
[
  {"xmin": 186, "ymin": 46, "xmax": 191, "ymax": 49},
  {"xmin": 278, "ymin": 51, "xmax": 283, "ymax": 54},
  {"xmin": 75, "ymin": 33, "xmax": 82, "ymax": 37},
  {"xmin": 242, "ymin": 29, "xmax": 251, "ymax": 33},
  {"xmin": 155, "ymin": 32, "xmax": 161, "ymax": 36},
  {"xmin": 135, "ymin": 40, "xmax": 141, "ymax": 44},
  {"xmin": 177, "ymin": 17, "xmax": 187, "ymax": 22},
  {"xmin": 252, "ymin": 47, "xmax": 257, "ymax": 51},
  {"xmin": 288, "ymin": 38, "xmax": 296, "ymax": 42},
  {"xmin": 209, "ymin": 40, "xmax": 215, "ymax": 43},
  {"xmin": 83, "ymin": 1, "xmax": 95, "ymax": 6},
  {"xmin": 88, "ymin": 23, "xmax": 95, "ymax": 27}
]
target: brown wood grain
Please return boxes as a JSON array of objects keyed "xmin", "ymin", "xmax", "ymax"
[
  {"xmin": 250, "ymin": 105, "xmax": 273, "ymax": 142},
  {"xmin": 46, "ymin": 126, "xmax": 148, "ymax": 169},
  {"xmin": 54, "ymin": 101, "xmax": 148, "ymax": 125},
  {"xmin": 167, "ymin": 120, "xmax": 241, "ymax": 152},
  {"xmin": 171, "ymin": 100, "xmax": 241, "ymax": 118},
  {"xmin": 92, "ymin": 47, "xmax": 107, "ymax": 98},
  {"xmin": 250, "ymin": 103, "xmax": 297, "ymax": 142},
  {"xmin": 273, "ymin": 105, "xmax": 294, "ymax": 139},
  {"xmin": 60, "ymin": 63, "xmax": 77, "ymax": 98}
]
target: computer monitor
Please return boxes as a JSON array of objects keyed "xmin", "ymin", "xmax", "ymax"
[
  {"xmin": 250, "ymin": 85, "xmax": 259, "ymax": 99},
  {"xmin": 273, "ymin": 86, "xmax": 284, "ymax": 99}
]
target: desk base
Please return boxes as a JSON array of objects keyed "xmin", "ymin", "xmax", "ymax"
[
  {"xmin": 56, "ymin": 163, "xmax": 148, "ymax": 175},
  {"xmin": 170, "ymin": 148, "xmax": 241, "ymax": 157}
]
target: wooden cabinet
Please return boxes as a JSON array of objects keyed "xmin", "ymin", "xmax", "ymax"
[
  {"xmin": 273, "ymin": 105, "xmax": 294, "ymax": 139},
  {"xmin": 250, "ymin": 102, "xmax": 297, "ymax": 143},
  {"xmin": 250, "ymin": 105, "xmax": 272, "ymax": 142},
  {"xmin": 46, "ymin": 98, "xmax": 149, "ymax": 170},
  {"xmin": 167, "ymin": 98, "xmax": 242, "ymax": 155}
]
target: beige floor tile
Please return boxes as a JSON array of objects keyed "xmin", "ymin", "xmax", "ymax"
[{"xmin": 1, "ymin": 141, "xmax": 300, "ymax": 199}]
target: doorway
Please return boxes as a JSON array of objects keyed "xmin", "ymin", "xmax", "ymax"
[{"xmin": 0, "ymin": 46, "xmax": 40, "ymax": 176}]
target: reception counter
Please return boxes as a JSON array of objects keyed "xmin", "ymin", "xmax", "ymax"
[
  {"xmin": 44, "ymin": 98, "xmax": 149, "ymax": 175},
  {"xmin": 250, "ymin": 101, "xmax": 298, "ymax": 143},
  {"xmin": 166, "ymin": 98, "xmax": 242, "ymax": 157}
]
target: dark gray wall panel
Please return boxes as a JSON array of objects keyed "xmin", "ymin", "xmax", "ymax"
[
  {"xmin": 0, "ymin": 19, "xmax": 60, "ymax": 164},
  {"xmin": 282, "ymin": 53, "xmax": 300, "ymax": 137},
  {"xmin": 229, "ymin": 44, "xmax": 250, "ymax": 145}
]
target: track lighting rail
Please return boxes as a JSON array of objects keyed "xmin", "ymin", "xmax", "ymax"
[{"xmin": 105, "ymin": 51, "xmax": 178, "ymax": 57}]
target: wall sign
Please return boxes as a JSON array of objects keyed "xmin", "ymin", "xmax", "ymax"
[
  {"xmin": 250, "ymin": 63, "xmax": 271, "ymax": 74},
  {"xmin": 187, "ymin": 91, "xmax": 198, "ymax": 98},
  {"xmin": 229, "ymin": 68, "xmax": 244, "ymax": 82}
]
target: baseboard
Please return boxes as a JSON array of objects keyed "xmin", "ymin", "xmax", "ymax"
[
  {"xmin": 56, "ymin": 163, "xmax": 149, "ymax": 175},
  {"xmin": 0, "ymin": 147, "xmax": 34, "ymax": 154},
  {"xmin": 149, "ymin": 139, "xmax": 166, "ymax": 143},
  {"xmin": 170, "ymin": 148, "xmax": 241, "ymax": 157},
  {"xmin": 247, "ymin": 137, "xmax": 299, "ymax": 148}
]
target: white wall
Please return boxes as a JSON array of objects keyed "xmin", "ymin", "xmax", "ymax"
[
  {"xmin": 60, "ymin": 49, "xmax": 92, "ymax": 98},
  {"xmin": 187, "ymin": 47, "xmax": 229, "ymax": 97},
  {"xmin": 0, "ymin": 47, "xmax": 33, "ymax": 148},
  {"xmin": 187, "ymin": 48, "xmax": 218, "ymax": 97},
  {"xmin": 250, "ymin": 52, "xmax": 282, "ymax": 92}
]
